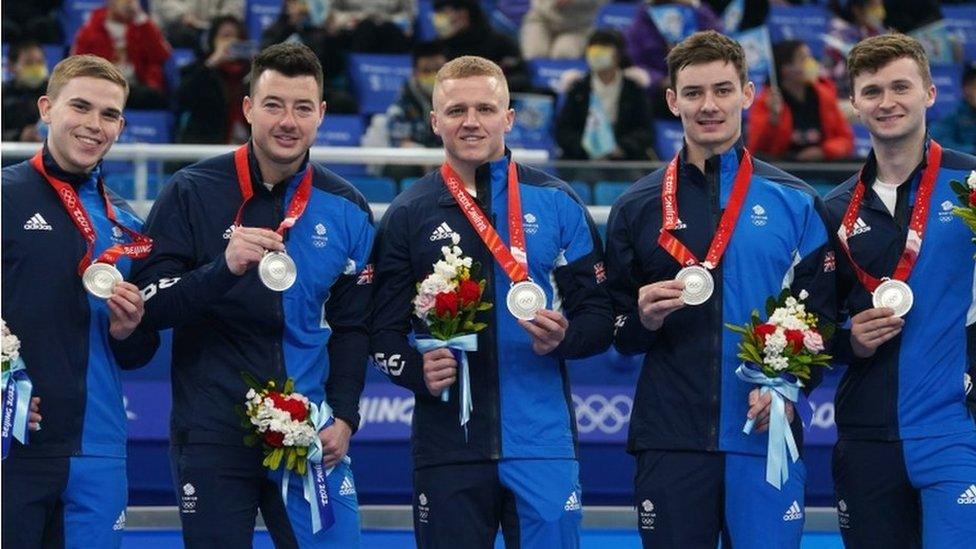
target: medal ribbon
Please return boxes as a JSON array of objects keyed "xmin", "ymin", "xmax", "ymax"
[
  {"xmin": 30, "ymin": 152, "xmax": 153, "ymax": 275},
  {"xmin": 836, "ymin": 141, "xmax": 942, "ymax": 292},
  {"xmin": 657, "ymin": 150, "xmax": 755, "ymax": 269},
  {"xmin": 440, "ymin": 161, "xmax": 529, "ymax": 283},
  {"xmin": 232, "ymin": 145, "xmax": 314, "ymax": 237}
]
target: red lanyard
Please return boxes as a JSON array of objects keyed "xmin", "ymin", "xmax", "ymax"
[
  {"xmin": 658, "ymin": 150, "xmax": 754, "ymax": 269},
  {"xmin": 836, "ymin": 141, "xmax": 942, "ymax": 292},
  {"xmin": 440, "ymin": 161, "xmax": 529, "ymax": 283},
  {"xmin": 30, "ymin": 151, "xmax": 153, "ymax": 275},
  {"xmin": 232, "ymin": 145, "xmax": 313, "ymax": 236}
]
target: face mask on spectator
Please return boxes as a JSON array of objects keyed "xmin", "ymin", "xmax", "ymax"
[
  {"xmin": 586, "ymin": 46, "xmax": 616, "ymax": 72},
  {"xmin": 433, "ymin": 13, "xmax": 458, "ymax": 38},
  {"xmin": 18, "ymin": 64, "xmax": 48, "ymax": 88},
  {"xmin": 802, "ymin": 57, "xmax": 820, "ymax": 83},
  {"xmin": 417, "ymin": 73, "xmax": 437, "ymax": 94},
  {"xmin": 866, "ymin": 5, "xmax": 886, "ymax": 29}
]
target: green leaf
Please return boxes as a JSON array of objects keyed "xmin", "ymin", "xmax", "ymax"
[
  {"xmin": 950, "ymin": 179, "xmax": 969, "ymax": 197},
  {"xmin": 269, "ymin": 448, "xmax": 283, "ymax": 470},
  {"xmin": 765, "ymin": 296, "xmax": 777, "ymax": 317},
  {"xmin": 286, "ymin": 448, "xmax": 297, "ymax": 471},
  {"xmin": 296, "ymin": 458, "xmax": 307, "ymax": 476},
  {"xmin": 241, "ymin": 371, "xmax": 263, "ymax": 391},
  {"xmin": 283, "ymin": 378, "xmax": 295, "ymax": 394},
  {"xmin": 477, "ymin": 302, "xmax": 493, "ymax": 311},
  {"xmin": 243, "ymin": 434, "xmax": 258, "ymax": 447}
]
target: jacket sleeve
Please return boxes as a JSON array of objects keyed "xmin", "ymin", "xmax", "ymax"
[
  {"xmin": 324, "ymin": 204, "xmax": 376, "ymax": 433},
  {"xmin": 129, "ymin": 174, "xmax": 242, "ymax": 330},
  {"xmin": 109, "ymin": 326, "xmax": 160, "ymax": 370},
  {"xmin": 788, "ymin": 194, "xmax": 838, "ymax": 394},
  {"xmin": 369, "ymin": 203, "xmax": 431, "ymax": 396},
  {"xmin": 550, "ymin": 191, "xmax": 613, "ymax": 359},
  {"xmin": 605, "ymin": 198, "xmax": 658, "ymax": 355}
]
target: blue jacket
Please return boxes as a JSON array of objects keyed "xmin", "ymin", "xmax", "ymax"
[
  {"xmin": 606, "ymin": 144, "xmax": 836, "ymax": 456},
  {"xmin": 370, "ymin": 153, "xmax": 613, "ymax": 468},
  {"xmin": 825, "ymin": 140, "xmax": 976, "ymax": 441},
  {"xmin": 1, "ymin": 149, "xmax": 159, "ymax": 458},
  {"xmin": 130, "ymin": 145, "xmax": 375, "ymax": 445}
]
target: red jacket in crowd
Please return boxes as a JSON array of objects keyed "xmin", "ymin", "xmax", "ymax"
[
  {"xmin": 748, "ymin": 77, "xmax": 854, "ymax": 161},
  {"xmin": 72, "ymin": 7, "xmax": 171, "ymax": 91}
]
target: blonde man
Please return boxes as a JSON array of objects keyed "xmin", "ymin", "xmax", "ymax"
[
  {"xmin": 2, "ymin": 54, "xmax": 158, "ymax": 548},
  {"xmin": 370, "ymin": 55, "xmax": 612, "ymax": 548}
]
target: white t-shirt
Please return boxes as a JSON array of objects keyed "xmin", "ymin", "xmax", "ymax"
[{"xmin": 874, "ymin": 178, "xmax": 899, "ymax": 216}]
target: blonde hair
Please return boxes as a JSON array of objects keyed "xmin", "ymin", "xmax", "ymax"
[
  {"xmin": 435, "ymin": 55, "xmax": 506, "ymax": 84},
  {"xmin": 847, "ymin": 34, "xmax": 932, "ymax": 93},
  {"xmin": 47, "ymin": 54, "xmax": 129, "ymax": 101}
]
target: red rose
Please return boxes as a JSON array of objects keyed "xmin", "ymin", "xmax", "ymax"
[
  {"xmin": 435, "ymin": 291, "xmax": 460, "ymax": 317},
  {"xmin": 269, "ymin": 392, "xmax": 288, "ymax": 409},
  {"xmin": 968, "ymin": 189, "xmax": 976, "ymax": 207},
  {"xmin": 263, "ymin": 430, "xmax": 285, "ymax": 447},
  {"xmin": 754, "ymin": 323, "xmax": 776, "ymax": 344},
  {"xmin": 458, "ymin": 279, "xmax": 481, "ymax": 307},
  {"xmin": 281, "ymin": 397, "xmax": 309, "ymax": 422},
  {"xmin": 785, "ymin": 329, "xmax": 805, "ymax": 353}
]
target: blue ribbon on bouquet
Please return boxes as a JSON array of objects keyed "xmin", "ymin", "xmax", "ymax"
[
  {"xmin": 280, "ymin": 401, "xmax": 351, "ymax": 534},
  {"xmin": 735, "ymin": 363, "xmax": 801, "ymax": 490},
  {"xmin": 415, "ymin": 334, "xmax": 478, "ymax": 438},
  {"xmin": 2, "ymin": 357, "xmax": 32, "ymax": 460}
]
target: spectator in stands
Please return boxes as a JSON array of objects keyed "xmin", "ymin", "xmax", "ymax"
[
  {"xmin": 387, "ymin": 41, "xmax": 446, "ymax": 149},
  {"xmin": 555, "ymin": 29, "xmax": 655, "ymax": 161},
  {"xmin": 520, "ymin": 0, "xmax": 608, "ymax": 60},
  {"xmin": 930, "ymin": 62, "xmax": 976, "ymax": 155},
  {"xmin": 2, "ymin": 41, "xmax": 48, "ymax": 142},
  {"xmin": 72, "ymin": 0, "xmax": 172, "ymax": 110},
  {"xmin": 152, "ymin": 0, "xmax": 245, "ymax": 49},
  {"xmin": 825, "ymin": 0, "xmax": 887, "ymax": 98},
  {"xmin": 175, "ymin": 15, "xmax": 250, "ymax": 144},
  {"xmin": 748, "ymin": 40, "xmax": 854, "ymax": 161},
  {"xmin": 1, "ymin": 0, "xmax": 62, "ymax": 44},
  {"xmin": 881, "ymin": 0, "xmax": 941, "ymax": 34},
  {"xmin": 326, "ymin": 0, "xmax": 416, "ymax": 54},
  {"xmin": 625, "ymin": 0, "xmax": 723, "ymax": 118},
  {"xmin": 432, "ymin": 0, "xmax": 531, "ymax": 91}
]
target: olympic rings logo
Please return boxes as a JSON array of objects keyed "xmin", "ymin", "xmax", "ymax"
[{"xmin": 572, "ymin": 394, "xmax": 633, "ymax": 434}]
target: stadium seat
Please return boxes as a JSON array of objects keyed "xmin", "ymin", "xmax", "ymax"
[
  {"xmin": 42, "ymin": 44, "xmax": 66, "ymax": 73},
  {"xmin": 652, "ymin": 120, "xmax": 685, "ymax": 160},
  {"xmin": 928, "ymin": 65, "xmax": 963, "ymax": 123},
  {"xmin": 852, "ymin": 124, "xmax": 872, "ymax": 159},
  {"xmin": 595, "ymin": 3, "xmax": 639, "ymax": 31},
  {"xmin": 347, "ymin": 176, "xmax": 397, "ymax": 203},
  {"xmin": 164, "ymin": 48, "xmax": 198, "ymax": 92},
  {"xmin": 767, "ymin": 5, "xmax": 830, "ymax": 59},
  {"xmin": 59, "ymin": 0, "xmax": 104, "ymax": 45},
  {"xmin": 104, "ymin": 110, "xmax": 174, "ymax": 198},
  {"xmin": 400, "ymin": 177, "xmax": 420, "ymax": 192},
  {"xmin": 315, "ymin": 114, "xmax": 368, "ymax": 177},
  {"xmin": 507, "ymin": 93, "xmax": 556, "ymax": 153},
  {"xmin": 246, "ymin": 0, "xmax": 282, "ymax": 44},
  {"xmin": 347, "ymin": 54, "xmax": 412, "ymax": 115},
  {"xmin": 570, "ymin": 181, "xmax": 592, "ymax": 205},
  {"xmin": 594, "ymin": 181, "xmax": 630, "ymax": 206},
  {"xmin": 528, "ymin": 58, "xmax": 588, "ymax": 94}
]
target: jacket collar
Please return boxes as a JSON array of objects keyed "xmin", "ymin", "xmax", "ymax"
[
  {"xmin": 858, "ymin": 135, "xmax": 933, "ymax": 213},
  {"xmin": 244, "ymin": 141, "xmax": 309, "ymax": 197},
  {"xmin": 41, "ymin": 142, "xmax": 100, "ymax": 189},
  {"xmin": 437, "ymin": 148, "xmax": 514, "ymax": 208}
]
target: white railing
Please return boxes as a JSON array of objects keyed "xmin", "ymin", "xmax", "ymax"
[{"xmin": 1, "ymin": 143, "xmax": 620, "ymax": 223}]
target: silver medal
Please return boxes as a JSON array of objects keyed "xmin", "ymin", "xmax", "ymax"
[
  {"xmin": 506, "ymin": 281, "xmax": 546, "ymax": 320},
  {"xmin": 872, "ymin": 279, "xmax": 913, "ymax": 317},
  {"xmin": 258, "ymin": 251, "xmax": 297, "ymax": 292},
  {"xmin": 675, "ymin": 265, "xmax": 714, "ymax": 306},
  {"xmin": 82, "ymin": 262, "xmax": 123, "ymax": 299}
]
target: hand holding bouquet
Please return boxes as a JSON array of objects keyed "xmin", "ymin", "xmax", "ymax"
[
  {"xmin": 725, "ymin": 290, "xmax": 833, "ymax": 488},
  {"xmin": 2, "ymin": 319, "xmax": 32, "ymax": 459}
]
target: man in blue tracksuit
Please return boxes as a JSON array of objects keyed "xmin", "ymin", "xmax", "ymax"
[
  {"xmin": 370, "ymin": 56, "xmax": 612, "ymax": 548},
  {"xmin": 2, "ymin": 55, "xmax": 159, "ymax": 548},
  {"xmin": 130, "ymin": 44, "xmax": 374, "ymax": 548},
  {"xmin": 605, "ymin": 31, "xmax": 836, "ymax": 548},
  {"xmin": 824, "ymin": 34, "xmax": 976, "ymax": 548}
]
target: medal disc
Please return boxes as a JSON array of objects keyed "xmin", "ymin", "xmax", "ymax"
[
  {"xmin": 82, "ymin": 262, "xmax": 123, "ymax": 299},
  {"xmin": 506, "ymin": 281, "xmax": 546, "ymax": 320},
  {"xmin": 675, "ymin": 265, "xmax": 714, "ymax": 306},
  {"xmin": 872, "ymin": 279, "xmax": 913, "ymax": 317},
  {"xmin": 259, "ymin": 251, "xmax": 297, "ymax": 292}
]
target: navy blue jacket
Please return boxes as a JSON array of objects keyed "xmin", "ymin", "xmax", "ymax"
[
  {"xmin": 606, "ymin": 145, "xmax": 836, "ymax": 456},
  {"xmin": 130, "ymin": 145, "xmax": 375, "ymax": 445},
  {"xmin": 370, "ymin": 154, "xmax": 613, "ymax": 468},
  {"xmin": 1, "ymin": 149, "xmax": 159, "ymax": 458},
  {"xmin": 825, "ymin": 140, "xmax": 976, "ymax": 441}
]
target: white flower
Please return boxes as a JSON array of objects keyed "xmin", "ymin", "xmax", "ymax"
[
  {"xmin": 246, "ymin": 389, "xmax": 256, "ymax": 400},
  {"xmin": 803, "ymin": 331, "xmax": 825, "ymax": 353},
  {"xmin": 433, "ymin": 259, "xmax": 458, "ymax": 281},
  {"xmin": 798, "ymin": 289, "xmax": 809, "ymax": 300},
  {"xmin": 785, "ymin": 297, "xmax": 798, "ymax": 308},
  {"xmin": 419, "ymin": 273, "xmax": 454, "ymax": 296},
  {"xmin": 451, "ymin": 233, "xmax": 461, "ymax": 245},
  {"xmin": 967, "ymin": 170, "xmax": 976, "ymax": 190},
  {"xmin": 413, "ymin": 293, "xmax": 436, "ymax": 318},
  {"xmin": 1, "ymin": 319, "xmax": 21, "ymax": 363}
]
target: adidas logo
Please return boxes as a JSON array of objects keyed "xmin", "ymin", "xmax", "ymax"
[
  {"xmin": 783, "ymin": 500, "xmax": 803, "ymax": 521},
  {"xmin": 958, "ymin": 485, "xmax": 976, "ymax": 505},
  {"xmin": 429, "ymin": 222, "xmax": 456, "ymax": 242},
  {"xmin": 23, "ymin": 213, "xmax": 53, "ymax": 231},
  {"xmin": 564, "ymin": 491, "xmax": 581, "ymax": 511},
  {"xmin": 339, "ymin": 476, "xmax": 356, "ymax": 496},
  {"xmin": 112, "ymin": 510, "xmax": 126, "ymax": 531},
  {"xmin": 673, "ymin": 217, "xmax": 687, "ymax": 230},
  {"xmin": 850, "ymin": 217, "xmax": 871, "ymax": 237}
]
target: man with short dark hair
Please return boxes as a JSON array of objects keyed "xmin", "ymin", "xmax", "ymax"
[
  {"xmin": 605, "ymin": 30, "xmax": 836, "ymax": 548},
  {"xmin": 825, "ymin": 33, "xmax": 976, "ymax": 547},
  {"xmin": 132, "ymin": 43, "xmax": 374, "ymax": 547}
]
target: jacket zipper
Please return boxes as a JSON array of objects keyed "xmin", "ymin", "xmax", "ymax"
[{"xmin": 707, "ymin": 160, "xmax": 721, "ymax": 450}]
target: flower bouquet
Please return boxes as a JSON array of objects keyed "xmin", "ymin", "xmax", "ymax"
[
  {"xmin": 413, "ymin": 235, "xmax": 492, "ymax": 432},
  {"xmin": 2, "ymin": 319, "xmax": 32, "ymax": 459},
  {"xmin": 238, "ymin": 374, "xmax": 344, "ymax": 532},
  {"xmin": 725, "ymin": 290, "xmax": 833, "ymax": 488},
  {"xmin": 949, "ymin": 170, "xmax": 976, "ymax": 255}
]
